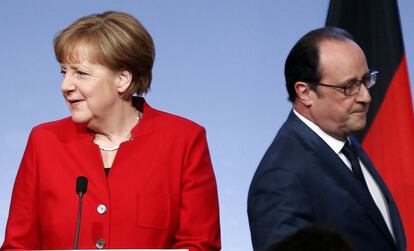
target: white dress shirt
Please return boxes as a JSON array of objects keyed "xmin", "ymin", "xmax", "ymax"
[{"xmin": 293, "ymin": 109, "xmax": 395, "ymax": 239}]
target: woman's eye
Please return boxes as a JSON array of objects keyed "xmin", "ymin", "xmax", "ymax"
[
  {"xmin": 60, "ymin": 69, "xmax": 66, "ymax": 75},
  {"xmin": 75, "ymin": 71, "xmax": 89, "ymax": 78}
]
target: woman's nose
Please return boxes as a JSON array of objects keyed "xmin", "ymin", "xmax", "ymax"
[{"xmin": 61, "ymin": 75, "xmax": 76, "ymax": 93}]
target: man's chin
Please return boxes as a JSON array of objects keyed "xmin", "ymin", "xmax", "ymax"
[{"xmin": 351, "ymin": 120, "xmax": 367, "ymax": 132}]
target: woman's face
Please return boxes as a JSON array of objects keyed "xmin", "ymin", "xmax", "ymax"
[{"xmin": 60, "ymin": 57, "xmax": 121, "ymax": 125}]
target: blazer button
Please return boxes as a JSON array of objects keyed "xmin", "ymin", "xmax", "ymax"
[
  {"xmin": 96, "ymin": 239, "xmax": 105, "ymax": 249},
  {"xmin": 97, "ymin": 204, "xmax": 107, "ymax": 214}
]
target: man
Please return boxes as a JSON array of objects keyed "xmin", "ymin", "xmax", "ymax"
[{"xmin": 248, "ymin": 27, "xmax": 406, "ymax": 251}]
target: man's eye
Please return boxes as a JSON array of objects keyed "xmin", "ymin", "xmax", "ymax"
[{"xmin": 345, "ymin": 81, "xmax": 358, "ymax": 89}]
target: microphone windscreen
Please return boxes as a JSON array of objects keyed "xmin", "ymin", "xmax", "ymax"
[{"xmin": 76, "ymin": 176, "xmax": 88, "ymax": 194}]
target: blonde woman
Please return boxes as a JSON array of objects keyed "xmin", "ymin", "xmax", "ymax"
[{"xmin": 2, "ymin": 11, "xmax": 220, "ymax": 251}]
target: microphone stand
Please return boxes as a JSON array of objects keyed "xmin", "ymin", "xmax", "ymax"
[
  {"xmin": 73, "ymin": 190, "xmax": 84, "ymax": 249},
  {"xmin": 74, "ymin": 176, "xmax": 88, "ymax": 249}
]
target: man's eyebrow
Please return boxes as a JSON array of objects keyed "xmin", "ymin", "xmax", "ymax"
[{"xmin": 341, "ymin": 71, "xmax": 370, "ymax": 85}]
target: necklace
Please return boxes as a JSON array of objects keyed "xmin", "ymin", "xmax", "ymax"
[
  {"xmin": 94, "ymin": 111, "xmax": 141, "ymax": 152},
  {"xmin": 98, "ymin": 144, "xmax": 120, "ymax": 151}
]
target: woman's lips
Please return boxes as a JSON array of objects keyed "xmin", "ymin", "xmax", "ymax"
[{"xmin": 68, "ymin": 99, "xmax": 84, "ymax": 108}]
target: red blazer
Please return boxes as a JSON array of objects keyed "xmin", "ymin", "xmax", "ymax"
[{"xmin": 1, "ymin": 99, "xmax": 221, "ymax": 251}]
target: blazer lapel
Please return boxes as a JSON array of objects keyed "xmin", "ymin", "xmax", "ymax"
[{"xmin": 287, "ymin": 112, "xmax": 396, "ymax": 245}]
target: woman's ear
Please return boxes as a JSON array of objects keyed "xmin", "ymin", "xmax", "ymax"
[
  {"xmin": 294, "ymin": 81, "xmax": 314, "ymax": 106},
  {"xmin": 117, "ymin": 70, "xmax": 133, "ymax": 94}
]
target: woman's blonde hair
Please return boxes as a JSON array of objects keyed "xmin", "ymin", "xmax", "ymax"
[{"xmin": 54, "ymin": 11, "xmax": 155, "ymax": 97}]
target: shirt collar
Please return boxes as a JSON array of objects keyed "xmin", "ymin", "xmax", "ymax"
[{"xmin": 293, "ymin": 109, "xmax": 346, "ymax": 154}]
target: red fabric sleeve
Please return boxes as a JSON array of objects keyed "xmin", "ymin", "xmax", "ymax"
[
  {"xmin": 1, "ymin": 129, "xmax": 42, "ymax": 250},
  {"xmin": 172, "ymin": 127, "xmax": 221, "ymax": 251}
]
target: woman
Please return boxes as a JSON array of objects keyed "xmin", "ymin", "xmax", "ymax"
[{"xmin": 1, "ymin": 11, "xmax": 221, "ymax": 251}]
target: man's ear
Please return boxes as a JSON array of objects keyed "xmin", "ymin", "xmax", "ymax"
[
  {"xmin": 117, "ymin": 70, "xmax": 133, "ymax": 94},
  {"xmin": 294, "ymin": 81, "xmax": 314, "ymax": 106}
]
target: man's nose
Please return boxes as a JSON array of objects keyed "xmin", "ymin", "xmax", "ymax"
[{"xmin": 357, "ymin": 84, "xmax": 372, "ymax": 103}]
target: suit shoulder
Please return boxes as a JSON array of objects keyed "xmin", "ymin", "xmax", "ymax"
[{"xmin": 257, "ymin": 123, "xmax": 317, "ymax": 175}]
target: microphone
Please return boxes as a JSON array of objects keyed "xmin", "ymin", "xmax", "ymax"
[
  {"xmin": 76, "ymin": 176, "xmax": 88, "ymax": 195},
  {"xmin": 74, "ymin": 176, "xmax": 88, "ymax": 249}
]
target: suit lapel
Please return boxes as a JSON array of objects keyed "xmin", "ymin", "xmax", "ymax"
[
  {"xmin": 286, "ymin": 112, "xmax": 396, "ymax": 245},
  {"xmin": 351, "ymin": 138, "xmax": 406, "ymax": 250}
]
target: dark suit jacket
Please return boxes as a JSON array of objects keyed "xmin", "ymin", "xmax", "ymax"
[{"xmin": 248, "ymin": 111, "xmax": 406, "ymax": 251}]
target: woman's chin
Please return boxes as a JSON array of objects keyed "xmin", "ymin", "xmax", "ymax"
[{"xmin": 70, "ymin": 113, "xmax": 92, "ymax": 124}]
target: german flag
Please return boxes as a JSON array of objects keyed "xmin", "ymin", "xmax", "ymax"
[{"xmin": 327, "ymin": 0, "xmax": 414, "ymax": 250}]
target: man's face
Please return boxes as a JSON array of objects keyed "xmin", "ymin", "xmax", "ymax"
[{"xmin": 308, "ymin": 40, "xmax": 371, "ymax": 140}]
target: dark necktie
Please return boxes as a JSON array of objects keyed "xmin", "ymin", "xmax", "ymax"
[{"xmin": 341, "ymin": 141, "xmax": 367, "ymax": 186}]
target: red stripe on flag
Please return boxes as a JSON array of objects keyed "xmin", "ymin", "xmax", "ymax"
[{"xmin": 362, "ymin": 56, "xmax": 414, "ymax": 250}]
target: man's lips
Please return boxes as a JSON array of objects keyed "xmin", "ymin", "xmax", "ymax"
[
  {"xmin": 352, "ymin": 109, "xmax": 368, "ymax": 116},
  {"xmin": 353, "ymin": 104, "xmax": 369, "ymax": 114}
]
